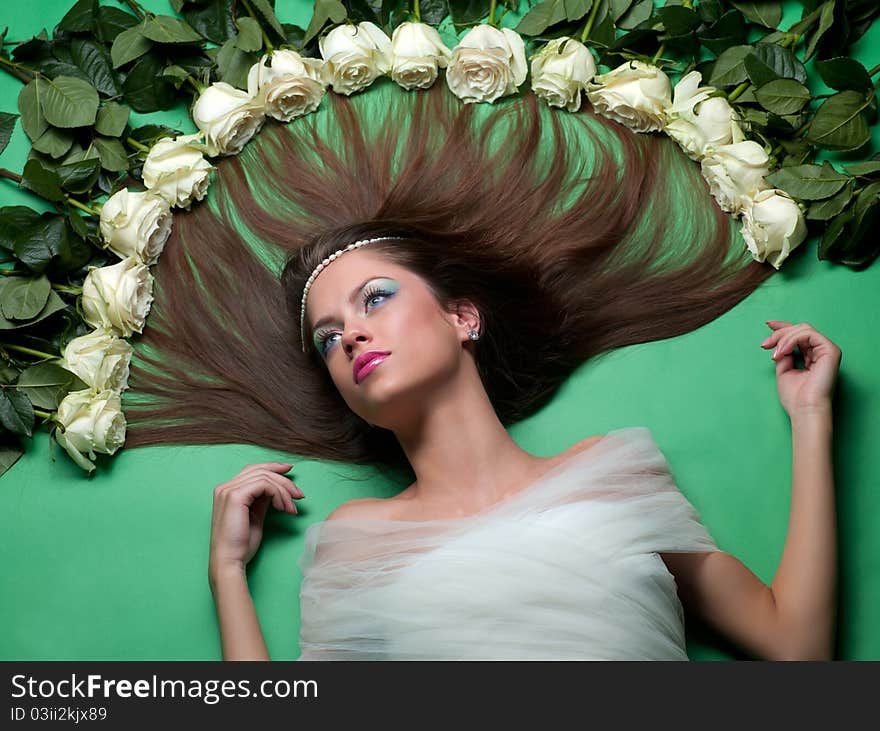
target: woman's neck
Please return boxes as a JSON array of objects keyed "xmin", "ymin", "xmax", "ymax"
[{"xmin": 390, "ymin": 368, "xmax": 550, "ymax": 511}]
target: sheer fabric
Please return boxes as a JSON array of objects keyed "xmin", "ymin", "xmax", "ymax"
[{"xmin": 296, "ymin": 426, "xmax": 719, "ymax": 660}]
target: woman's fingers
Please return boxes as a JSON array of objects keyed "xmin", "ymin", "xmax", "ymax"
[
  {"xmin": 221, "ymin": 470, "xmax": 305, "ymax": 515},
  {"xmin": 238, "ymin": 461, "xmax": 293, "ymax": 477}
]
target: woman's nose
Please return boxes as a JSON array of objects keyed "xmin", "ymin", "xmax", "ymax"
[{"xmin": 342, "ymin": 326, "xmax": 371, "ymax": 351}]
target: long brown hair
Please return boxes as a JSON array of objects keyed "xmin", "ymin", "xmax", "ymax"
[{"xmin": 122, "ymin": 77, "xmax": 775, "ymax": 480}]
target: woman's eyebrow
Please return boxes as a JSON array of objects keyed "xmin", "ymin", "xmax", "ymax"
[{"xmin": 311, "ymin": 275, "xmax": 390, "ymax": 330}]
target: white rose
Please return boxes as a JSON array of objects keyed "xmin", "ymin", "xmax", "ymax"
[
  {"xmin": 98, "ymin": 189, "xmax": 171, "ymax": 266},
  {"xmin": 54, "ymin": 388, "xmax": 126, "ymax": 474},
  {"xmin": 445, "ymin": 24, "xmax": 527, "ymax": 104},
  {"xmin": 319, "ymin": 21, "xmax": 392, "ymax": 96},
  {"xmin": 700, "ymin": 140, "xmax": 771, "ymax": 214},
  {"xmin": 388, "ymin": 21, "xmax": 452, "ymax": 90},
  {"xmin": 585, "ymin": 60, "xmax": 672, "ymax": 133},
  {"xmin": 82, "ymin": 257, "xmax": 154, "ymax": 338},
  {"xmin": 60, "ymin": 328, "xmax": 134, "ymax": 393},
  {"xmin": 247, "ymin": 50, "xmax": 327, "ymax": 122},
  {"xmin": 740, "ymin": 188, "xmax": 807, "ymax": 270},
  {"xmin": 529, "ymin": 36, "xmax": 597, "ymax": 112},
  {"xmin": 664, "ymin": 71, "xmax": 744, "ymax": 160},
  {"xmin": 142, "ymin": 133, "xmax": 214, "ymax": 209},
  {"xmin": 191, "ymin": 81, "xmax": 265, "ymax": 157}
]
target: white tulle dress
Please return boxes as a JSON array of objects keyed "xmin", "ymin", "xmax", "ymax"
[{"xmin": 296, "ymin": 426, "xmax": 720, "ymax": 660}]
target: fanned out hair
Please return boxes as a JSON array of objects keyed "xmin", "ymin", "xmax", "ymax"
[{"xmin": 121, "ymin": 77, "xmax": 775, "ymax": 479}]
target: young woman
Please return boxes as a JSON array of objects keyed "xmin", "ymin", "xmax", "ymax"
[{"xmin": 121, "ymin": 79, "xmax": 839, "ymax": 660}]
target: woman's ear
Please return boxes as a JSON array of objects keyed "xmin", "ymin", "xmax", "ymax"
[{"xmin": 450, "ymin": 299, "xmax": 480, "ymax": 342}]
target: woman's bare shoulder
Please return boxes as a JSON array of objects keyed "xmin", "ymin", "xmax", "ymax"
[
  {"xmin": 564, "ymin": 434, "xmax": 606, "ymax": 457},
  {"xmin": 324, "ymin": 435, "xmax": 605, "ymax": 524},
  {"xmin": 324, "ymin": 496, "xmax": 397, "ymax": 523}
]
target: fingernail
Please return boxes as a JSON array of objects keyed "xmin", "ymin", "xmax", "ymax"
[
  {"xmin": 772, "ymin": 348, "xmax": 779, "ymax": 358},
  {"xmin": 761, "ymin": 337, "xmax": 771, "ymax": 346}
]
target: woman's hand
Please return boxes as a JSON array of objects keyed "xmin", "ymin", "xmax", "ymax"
[
  {"xmin": 760, "ymin": 320, "xmax": 842, "ymax": 418},
  {"xmin": 209, "ymin": 462, "xmax": 305, "ymax": 580}
]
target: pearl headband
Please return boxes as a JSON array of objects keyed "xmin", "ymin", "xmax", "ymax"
[{"xmin": 299, "ymin": 236, "xmax": 401, "ymax": 353}]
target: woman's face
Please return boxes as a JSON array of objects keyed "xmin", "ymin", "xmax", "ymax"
[{"xmin": 305, "ymin": 248, "xmax": 476, "ymax": 428}]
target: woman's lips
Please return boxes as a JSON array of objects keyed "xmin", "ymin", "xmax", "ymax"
[{"xmin": 354, "ymin": 354, "xmax": 390, "ymax": 384}]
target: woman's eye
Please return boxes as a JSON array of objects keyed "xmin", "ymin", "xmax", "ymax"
[
  {"xmin": 318, "ymin": 333, "xmax": 339, "ymax": 355},
  {"xmin": 362, "ymin": 287, "xmax": 391, "ymax": 309},
  {"xmin": 316, "ymin": 288, "xmax": 394, "ymax": 355}
]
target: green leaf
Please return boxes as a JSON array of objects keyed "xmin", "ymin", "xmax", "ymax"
[
  {"xmin": 803, "ymin": 0, "xmax": 836, "ymax": 63},
  {"xmin": 698, "ymin": 10, "xmax": 748, "ymax": 56},
  {"xmin": 248, "ymin": 0, "xmax": 288, "ymax": 40},
  {"xmin": 183, "ymin": 0, "xmax": 237, "ymax": 45},
  {"xmin": 56, "ymin": 158, "xmax": 101, "ymax": 194},
  {"xmin": 94, "ymin": 6, "xmax": 139, "ymax": 44},
  {"xmin": 806, "ymin": 180, "xmax": 854, "ymax": 221},
  {"xmin": 216, "ymin": 38, "xmax": 256, "ymax": 91},
  {"xmin": 17, "ymin": 78, "xmax": 48, "ymax": 142},
  {"xmin": 234, "ymin": 16, "xmax": 263, "ymax": 53},
  {"xmin": 745, "ymin": 43, "xmax": 807, "ymax": 86},
  {"xmin": 31, "ymin": 126, "xmax": 75, "ymax": 159},
  {"xmin": 0, "ymin": 289, "xmax": 67, "ymax": 331},
  {"xmin": 843, "ymin": 160, "xmax": 880, "ymax": 177},
  {"xmin": 0, "ymin": 274, "xmax": 51, "ymax": 320},
  {"xmin": 122, "ymin": 55, "xmax": 176, "ymax": 113},
  {"xmin": 519, "ymin": 11, "xmax": 560, "ymax": 38},
  {"xmin": 0, "ymin": 440, "xmax": 24, "ymax": 478},
  {"xmin": 392, "ymin": 2, "xmax": 429, "ymax": 28},
  {"xmin": 817, "ymin": 205, "xmax": 850, "ymax": 261},
  {"xmin": 41, "ymin": 76, "xmax": 99, "ymax": 128},
  {"xmin": 765, "ymin": 162, "xmax": 850, "ymax": 200},
  {"xmin": 658, "ymin": 6, "xmax": 700, "ymax": 37},
  {"xmin": 0, "ymin": 206, "xmax": 42, "ymax": 253},
  {"xmin": 0, "ymin": 112, "xmax": 18, "ymax": 157},
  {"xmin": 823, "ymin": 181, "xmax": 880, "ymax": 268},
  {"xmin": 609, "ymin": 0, "xmax": 633, "ymax": 22},
  {"xmin": 10, "ymin": 214, "xmax": 67, "ymax": 274},
  {"xmin": 0, "ymin": 388, "xmax": 34, "ymax": 438},
  {"xmin": 67, "ymin": 208, "xmax": 90, "ymax": 239},
  {"xmin": 140, "ymin": 14, "xmax": 203, "ymax": 44},
  {"xmin": 18, "ymin": 214, "xmax": 89, "ymax": 279},
  {"xmin": 729, "ymin": 1, "xmax": 782, "ymax": 29},
  {"xmin": 16, "ymin": 362, "xmax": 87, "ymax": 411},
  {"xmin": 94, "ymin": 102, "xmax": 130, "ymax": 137},
  {"xmin": 162, "ymin": 65, "xmax": 191, "ymax": 88},
  {"xmin": 562, "ymin": 0, "xmax": 592, "ymax": 22},
  {"xmin": 617, "ymin": 0, "xmax": 652, "ymax": 30},
  {"xmin": 20, "ymin": 159, "xmax": 65, "ymax": 202},
  {"xmin": 70, "ymin": 37, "xmax": 121, "ymax": 97},
  {"xmin": 58, "ymin": 0, "xmax": 97, "ymax": 33},
  {"xmin": 697, "ymin": 0, "xmax": 723, "ymax": 23},
  {"xmin": 111, "ymin": 25, "xmax": 152, "ymax": 68},
  {"xmin": 754, "ymin": 79, "xmax": 810, "ymax": 116},
  {"xmin": 708, "ymin": 45, "xmax": 751, "ymax": 87},
  {"xmin": 807, "ymin": 90, "xmax": 872, "ymax": 152},
  {"xmin": 815, "ymin": 57, "xmax": 872, "ymax": 93},
  {"xmin": 303, "ymin": 0, "xmax": 348, "ymax": 47},
  {"xmin": 92, "ymin": 135, "xmax": 129, "ymax": 172}
]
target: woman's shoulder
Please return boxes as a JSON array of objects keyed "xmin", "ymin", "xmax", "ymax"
[
  {"xmin": 324, "ymin": 434, "xmax": 607, "ymax": 524},
  {"xmin": 563, "ymin": 434, "xmax": 606, "ymax": 458},
  {"xmin": 324, "ymin": 496, "xmax": 396, "ymax": 523}
]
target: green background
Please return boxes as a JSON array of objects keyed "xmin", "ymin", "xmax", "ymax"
[{"xmin": 1, "ymin": 1, "xmax": 878, "ymax": 661}]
